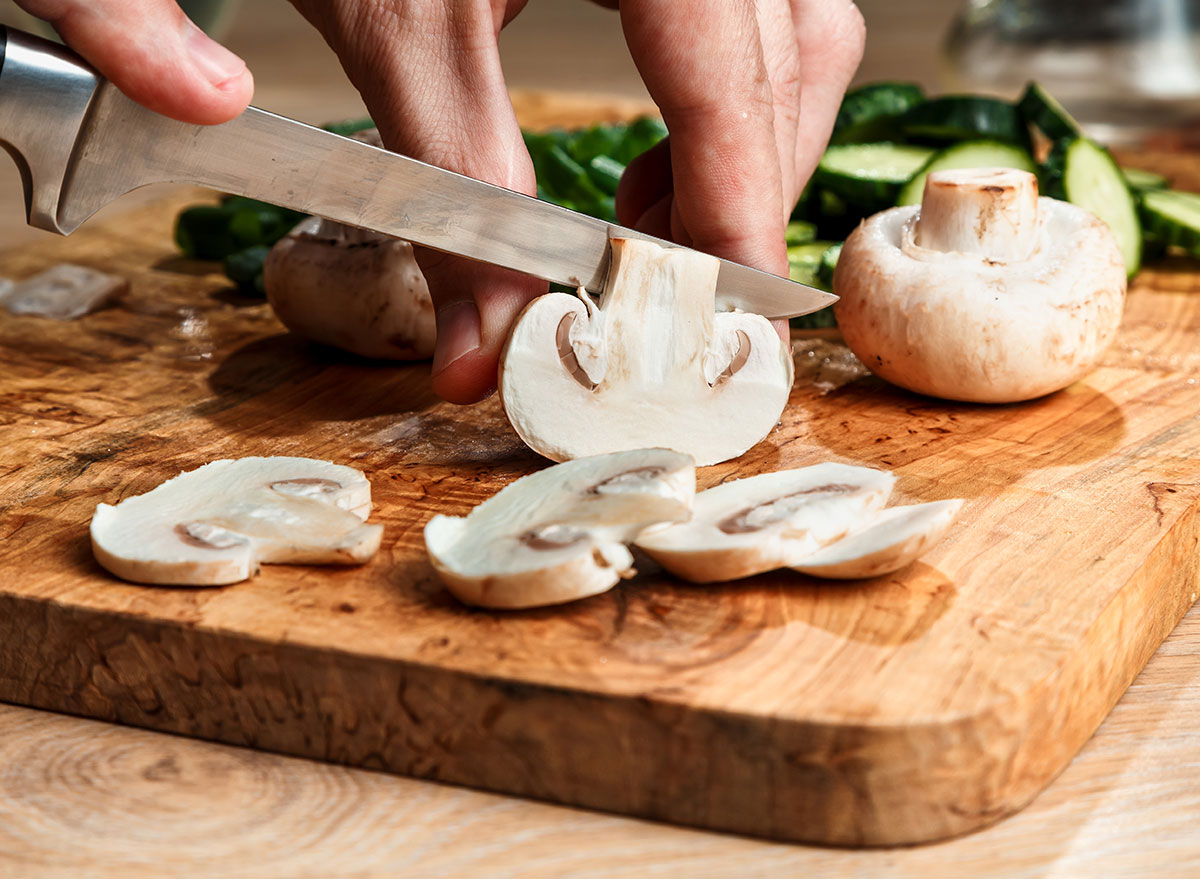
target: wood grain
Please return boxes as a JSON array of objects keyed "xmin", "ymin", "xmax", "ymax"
[
  {"xmin": 2, "ymin": 129, "xmax": 1200, "ymax": 846},
  {"xmin": 1, "ymin": 609, "xmax": 1197, "ymax": 878}
]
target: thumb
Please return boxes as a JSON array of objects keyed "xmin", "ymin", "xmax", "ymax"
[{"xmin": 17, "ymin": 0, "xmax": 253, "ymax": 124}]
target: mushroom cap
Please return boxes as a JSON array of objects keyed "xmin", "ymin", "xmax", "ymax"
[
  {"xmin": 791, "ymin": 498, "xmax": 962, "ymax": 579},
  {"xmin": 91, "ymin": 457, "xmax": 382, "ymax": 586},
  {"xmin": 834, "ymin": 171, "xmax": 1126, "ymax": 403},
  {"xmin": 635, "ymin": 463, "xmax": 896, "ymax": 583},
  {"xmin": 263, "ymin": 216, "xmax": 436, "ymax": 361},
  {"xmin": 498, "ymin": 237, "xmax": 794, "ymax": 467},
  {"xmin": 424, "ymin": 448, "xmax": 695, "ymax": 609}
]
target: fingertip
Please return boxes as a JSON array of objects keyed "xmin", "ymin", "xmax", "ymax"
[
  {"xmin": 425, "ymin": 259, "xmax": 545, "ymax": 406},
  {"xmin": 430, "ymin": 302, "xmax": 497, "ymax": 404},
  {"xmin": 49, "ymin": 8, "xmax": 253, "ymax": 125},
  {"xmin": 181, "ymin": 19, "xmax": 255, "ymax": 121},
  {"xmin": 431, "ymin": 346, "xmax": 500, "ymax": 405}
]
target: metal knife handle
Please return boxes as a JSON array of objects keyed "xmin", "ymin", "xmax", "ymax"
[{"xmin": 0, "ymin": 28, "xmax": 102, "ymax": 233}]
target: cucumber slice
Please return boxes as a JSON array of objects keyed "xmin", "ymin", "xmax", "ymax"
[
  {"xmin": 901, "ymin": 96, "xmax": 1030, "ymax": 147},
  {"xmin": 797, "ymin": 188, "xmax": 862, "ymax": 241},
  {"xmin": 896, "ymin": 140, "xmax": 1036, "ymax": 206},
  {"xmin": 831, "ymin": 82, "xmax": 925, "ymax": 144},
  {"xmin": 1140, "ymin": 189, "xmax": 1200, "ymax": 256},
  {"xmin": 785, "ymin": 220, "xmax": 818, "ymax": 246},
  {"xmin": 818, "ymin": 243, "xmax": 843, "ymax": 289},
  {"xmin": 814, "ymin": 143, "xmax": 936, "ymax": 211},
  {"xmin": 1044, "ymin": 138, "xmax": 1142, "ymax": 277},
  {"xmin": 1122, "ymin": 167, "xmax": 1169, "ymax": 192},
  {"xmin": 1016, "ymin": 82, "xmax": 1081, "ymax": 141},
  {"xmin": 788, "ymin": 241, "xmax": 837, "ymax": 291}
]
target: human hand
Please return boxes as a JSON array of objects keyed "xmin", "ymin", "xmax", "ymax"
[
  {"xmin": 19, "ymin": 0, "xmax": 864, "ymax": 405},
  {"xmin": 290, "ymin": 0, "xmax": 865, "ymax": 403}
]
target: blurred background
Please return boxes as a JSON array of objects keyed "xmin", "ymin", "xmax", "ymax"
[
  {"xmin": 0, "ymin": 0, "xmax": 962, "ymax": 125},
  {"xmin": 2, "ymin": 0, "xmax": 1199, "ymax": 242}
]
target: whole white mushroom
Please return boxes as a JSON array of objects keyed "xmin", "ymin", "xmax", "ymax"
[
  {"xmin": 264, "ymin": 216, "xmax": 436, "ymax": 360},
  {"xmin": 262, "ymin": 129, "xmax": 436, "ymax": 361},
  {"xmin": 833, "ymin": 168, "xmax": 1127, "ymax": 403}
]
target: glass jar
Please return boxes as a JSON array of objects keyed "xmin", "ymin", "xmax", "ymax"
[{"xmin": 943, "ymin": 0, "xmax": 1200, "ymax": 145}]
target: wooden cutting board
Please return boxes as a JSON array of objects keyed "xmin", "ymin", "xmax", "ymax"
[{"xmin": 2, "ymin": 96, "xmax": 1199, "ymax": 844}]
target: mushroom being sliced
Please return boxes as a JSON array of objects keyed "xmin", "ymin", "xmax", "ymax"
[
  {"xmin": 498, "ymin": 237, "xmax": 794, "ymax": 466},
  {"xmin": 833, "ymin": 167, "xmax": 1126, "ymax": 403},
  {"xmin": 91, "ymin": 457, "xmax": 383, "ymax": 586},
  {"xmin": 424, "ymin": 449, "xmax": 695, "ymax": 609},
  {"xmin": 791, "ymin": 499, "xmax": 963, "ymax": 579},
  {"xmin": 635, "ymin": 463, "xmax": 896, "ymax": 583}
]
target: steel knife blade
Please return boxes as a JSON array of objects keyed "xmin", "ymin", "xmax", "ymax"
[{"xmin": 0, "ymin": 27, "xmax": 835, "ymax": 319}]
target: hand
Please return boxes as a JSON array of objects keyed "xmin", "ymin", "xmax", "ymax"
[
  {"xmin": 20, "ymin": 0, "xmax": 864, "ymax": 405},
  {"xmin": 292, "ymin": 0, "xmax": 865, "ymax": 403}
]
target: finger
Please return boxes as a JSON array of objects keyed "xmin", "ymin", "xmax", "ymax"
[
  {"xmin": 618, "ymin": 0, "xmax": 788, "ymax": 276},
  {"xmin": 754, "ymin": 0, "xmax": 803, "ymax": 210},
  {"xmin": 17, "ymin": 0, "xmax": 253, "ymax": 124},
  {"xmin": 788, "ymin": 0, "xmax": 866, "ymax": 194},
  {"xmin": 291, "ymin": 0, "xmax": 542, "ymax": 404}
]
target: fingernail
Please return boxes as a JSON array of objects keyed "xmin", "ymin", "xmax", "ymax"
[
  {"xmin": 431, "ymin": 301, "xmax": 481, "ymax": 378},
  {"xmin": 183, "ymin": 20, "xmax": 246, "ymax": 87}
]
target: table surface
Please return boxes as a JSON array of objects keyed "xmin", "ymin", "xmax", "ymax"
[{"xmin": 2, "ymin": 3, "xmax": 1200, "ymax": 877}]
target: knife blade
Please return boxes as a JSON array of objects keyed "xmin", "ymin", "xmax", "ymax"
[{"xmin": 0, "ymin": 27, "xmax": 835, "ymax": 319}]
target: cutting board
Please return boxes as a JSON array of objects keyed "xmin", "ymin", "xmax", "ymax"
[{"xmin": 2, "ymin": 95, "xmax": 1200, "ymax": 845}]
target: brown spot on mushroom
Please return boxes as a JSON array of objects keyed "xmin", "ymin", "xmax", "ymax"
[
  {"xmin": 174, "ymin": 521, "xmax": 245, "ymax": 550},
  {"xmin": 712, "ymin": 330, "xmax": 752, "ymax": 386},
  {"xmin": 555, "ymin": 312, "xmax": 598, "ymax": 391},
  {"xmin": 718, "ymin": 484, "xmax": 861, "ymax": 534},
  {"xmin": 520, "ymin": 523, "xmax": 588, "ymax": 550},
  {"xmin": 385, "ymin": 337, "xmax": 423, "ymax": 357},
  {"xmin": 270, "ymin": 477, "xmax": 342, "ymax": 499},
  {"xmin": 591, "ymin": 466, "xmax": 668, "ymax": 493}
]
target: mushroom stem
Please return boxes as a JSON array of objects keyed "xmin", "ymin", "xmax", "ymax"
[
  {"xmin": 914, "ymin": 168, "xmax": 1039, "ymax": 261},
  {"xmin": 602, "ymin": 238, "xmax": 720, "ymax": 386}
]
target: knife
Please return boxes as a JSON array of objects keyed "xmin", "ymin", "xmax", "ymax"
[{"xmin": 0, "ymin": 27, "xmax": 835, "ymax": 319}]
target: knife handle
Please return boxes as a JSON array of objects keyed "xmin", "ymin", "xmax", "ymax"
[{"xmin": 0, "ymin": 27, "xmax": 100, "ymax": 233}]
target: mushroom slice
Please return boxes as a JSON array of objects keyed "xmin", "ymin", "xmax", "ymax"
[
  {"xmin": 424, "ymin": 449, "xmax": 695, "ymax": 609},
  {"xmin": 0, "ymin": 264, "xmax": 127, "ymax": 320},
  {"xmin": 635, "ymin": 463, "xmax": 896, "ymax": 583},
  {"xmin": 833, "ymin": 168, "xmax": 1126, "ymax": 403},
  {"xmin": 791, "ymin": 499, "xmax": 963, "ymax": 579},
  {"xmin": 91, "ymin": 457, "xmax": 383, "ymax": 586},
  {"xmin": 499, "ymin": 237, "xmax": 794, "ymax": 467}
]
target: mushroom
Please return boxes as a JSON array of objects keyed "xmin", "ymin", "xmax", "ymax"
[
  {"xmin": 91, "ymin": 457, "xmax": 383, "ymax": 586},
  {"xmin": 790, "ymin": 498, "xmax": 963, "ymax": 579},
  {"xmin": 498, "ymin": 237, "xmax": 794, "ymax": 467},
  {"xmin": 424, "ymin": 448, "xmax": 695, "ymax": 609},
  {"xmin": 262, "ymin": 129, "xmax": 436, "ymax": 361},
  {"xmin": 634, "ymin": 463, "xmax": 898, "ymax": 583},
  {"xmin": 832, "ymin": 168, "xmax": 1126, "ymax": 403}
]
